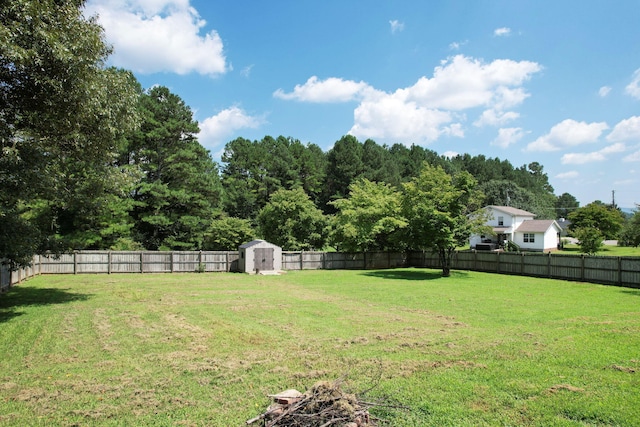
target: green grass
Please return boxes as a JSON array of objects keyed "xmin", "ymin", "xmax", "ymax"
[
  {"xmin": 1, "ymin": 269, "xmax": 639, "ymax": 426},
  {"xmin": 560, "ymin": 243, "xmax": 640, "ymax": 257}
]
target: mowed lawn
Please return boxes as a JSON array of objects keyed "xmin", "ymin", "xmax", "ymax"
[{"xmin": 0, "ymin": 269, "xmax": 638, "ymax": 426}]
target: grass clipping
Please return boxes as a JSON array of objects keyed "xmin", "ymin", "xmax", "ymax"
[{"xmin": 247, "ymin": 379, "xmax": 379, "ymax": 426}]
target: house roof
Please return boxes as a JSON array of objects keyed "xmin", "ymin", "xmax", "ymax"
[
  {"xmin": 488, "ymin": 205, "xmax": 536, "ymax": 217},
  {"xmin": 515, "ymin": 220, "xmax": 560, "ymax": 233}
]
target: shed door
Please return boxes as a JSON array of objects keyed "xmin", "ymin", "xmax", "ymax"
[{"xmin": 254, "ymin": 248, "xmax": 274, "ymax": 271}]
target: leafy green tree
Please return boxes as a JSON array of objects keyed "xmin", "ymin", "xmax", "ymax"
[
  {"xmin": 203, "ymin": 217, "xmax": 256, "ymax": 250},
  {"xmin": 480, "ymin": 180, "xmax": 533, "ymax": 210},
  {"xmin": 555, "ymin": 192, "xmax": 580, "ymax": 219},
  {"xmin": 289, "ymin": 139, "xmax": 327, "ymax": 205},
  {"xmin": 574, "ymin": 227, "xmax": 604, "ymax": 255},
  {"xmin": 323, "ymin": 135, "xmax": 365, "ymax": 210},
  {"xmin": 221, "ymin": 136, "xmax": 326, "ymax": 219},
  {"xmin": 330, "ymin": 179, "xmax": 407, "ymax": 252},
  {"xmin": 257, "ymin": 188, "xmax": 328, "ymax": 250},
  {"xmin": 619, "ymin": 208, "xmax": 640, "ymax": 247},
  {"xmin": 402, "ymin": 163, "xmax": 485, "ymax": 277},
  {"xmin": 128, "ymin": 86, "xmax": 222, "ymax": 250},
  {"xmin": 568, "ymin": 201, "xmax": 625, "ymax": 240},
  {"xmin": 26, "ymin": 157, "xmax": 140, "ymax": 250},
  {"xmin": 1, "ymin": 1, "xmax": 139, "ymax": 266}
]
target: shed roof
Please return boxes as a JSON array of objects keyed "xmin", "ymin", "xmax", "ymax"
[
  {"xmin": 515, "ymin": 220, "xmax": 560, "ymax": 233},
  {"xmin": 488, "ymin": 205, "xmax": 536, "ymax": 217},
  {"xmin": 239, "ymin": 239, "xmax": 275, "ymax": 249}
]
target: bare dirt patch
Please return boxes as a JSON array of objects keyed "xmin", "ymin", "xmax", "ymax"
[
  {"xmin": 547, "ymin": 384, "xmax": 584, "ymax": 394},
  {"xmin": 610, "ymin": 364, "xmax": 637, "ymax": 373}
]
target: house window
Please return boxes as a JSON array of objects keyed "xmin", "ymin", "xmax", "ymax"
[
  {"xmin": 524, "ymin": 233, "xmax": 535, "ymax": 243},
  {"xmin": 498, "ymin": 216, "xmax": 504, "ymax": 226}
]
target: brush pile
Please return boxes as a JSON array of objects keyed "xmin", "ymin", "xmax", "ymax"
[{"xmin": 246, "ymin": 380, "xmax": 378, "ymax": 426}]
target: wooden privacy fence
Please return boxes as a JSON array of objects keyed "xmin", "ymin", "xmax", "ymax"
[
  {"xmin": 2, "ymin": 250, "xmax": 639, "ymax": 290},
  {"xmin": 0, "ymin": 262, "xmax": 40, "ymax": 292},
  {"xmin": 37, "ymin": 251, "xmax": 240, "ymax": 274},
  {"xmin": 409, "ymin": 250, "xmax": 640, "ymax": 288}
]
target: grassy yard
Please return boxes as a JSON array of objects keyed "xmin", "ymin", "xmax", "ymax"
[
  {"xmin": 560, "ymin": 243, "xmax": 640, "ymax": 257},
  {"xmin": 0, "ymin": 269, "xmax": 638, "ymax": 426}
]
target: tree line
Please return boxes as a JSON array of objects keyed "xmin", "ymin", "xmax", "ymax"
[{"xmin": 3, "ymin": 0, "xmax": 638, "ymax": 272}]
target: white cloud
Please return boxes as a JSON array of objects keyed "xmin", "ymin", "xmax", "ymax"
[
  {"xmin": 623, "ymin": 150, "xmax": 640, "ymax": 162},
  {"xmin": 240, "ymin": 64, "xmax": 254, "ymax": 78},
  {"xmin": 449, "ymin": 40, "xmax": 467, "ymax": 50},
  {"xmin": 607, "ymin": 116, "xmax": 640, "ymax": 142},
  {"xmin": 405, "ymin": 55, "xmax": 541, "ymax": 110},
  {"xmin": 525, "ymin": 119, "xmax": 609, "ymax": 152},
  {"xmin": 614, "ymin": 179, "xmax": 636, "ymax": 186},
  {"xmin": 442, "ymin": 151, "xmax": 459, "ymax": 158},
  {"xmin": 598, "ymin": 86, "xmax": 611, "ymax": 97},
  {"xmin": 273, "ymin": 76, "xmax": 376, "ymax": 103},
  {"xmin": 561, "ymin": 142, "xmax": 626, "ymax": 164},
  {"xmin": 276, "ymin": 55, "xmax": 540, "ymax": 145},
  {"xmin": 85, "ymin": 0, "xmax": 228, "ymax": 76},
  {"xmin": 494, "ymin": 27, "xmax": 511, "ymax": 37},
  {"xmin": 389, "ymin": 19, "xmax": 405, "ymax": 34},
  {"xmin": 475, "ymin": 109, "xmax": 520, "ymax": 127},
  {"xmin": 625, "ymin": 68, "xmax": 640, "ymax": 99},
  {"xmin": 555, "ymin": 171, "xmax": 579, "ymax": 179},
  {"xmin": 491, "ymin": 127, "xmax": 526, "ymax": 148},
  {"xmin": 349, "ymin": 97, "xmax": 457, "ymax": 144},
  {"xmin": 198, "ymin": 107, "xmax": 265, "ymax": 149}
]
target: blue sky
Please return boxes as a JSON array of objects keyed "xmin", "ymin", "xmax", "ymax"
[{"xmin": 84, "ymin": 0, "xmax": 640, "ymax": 209}]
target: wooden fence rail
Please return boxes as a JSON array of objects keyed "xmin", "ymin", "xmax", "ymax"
[{"xmin": 2, "ymin": 250, "xmax": 639, "ymax": 291}]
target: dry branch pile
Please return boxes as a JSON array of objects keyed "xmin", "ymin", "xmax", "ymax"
[{"xmin": 246, "ymin": 380, "xmax": 379, "ymax": 427}]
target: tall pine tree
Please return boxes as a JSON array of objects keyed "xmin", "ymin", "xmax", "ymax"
[{"xmin": 127, "ymin": 86, "xmax": 222, "ymax": 250}]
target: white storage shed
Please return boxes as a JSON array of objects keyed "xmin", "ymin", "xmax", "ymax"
[{"xmin": 238, "ymin": 240, "xmax": 282, "ymax": 274}]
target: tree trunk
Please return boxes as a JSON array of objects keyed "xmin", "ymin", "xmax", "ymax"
[{"xmin": 438, "ymin": 247, "xmax": 452, "ymax": 277}]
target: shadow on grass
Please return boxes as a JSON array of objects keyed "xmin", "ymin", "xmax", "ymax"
[
  {"xmin": 620, "ymin": 289, "xmax": 640, "ymax": 296},
  {"xmin": 361, "ymin": 269, "xmax": 469, "ymax": 281},
  {"xmin": 0, "ymin": 285, "xmax": 91, "ymax": 323}
]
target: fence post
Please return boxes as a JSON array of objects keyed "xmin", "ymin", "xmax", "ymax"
[
  {"xmin": 496, "ymin": 251, "xmax": 500, "ymax": 274},
  {"xmin": 108, "ymin": 251, "xmax": 112, "ymax": 274},
  {"xmin": 581, "ymin": 255, "xmax": 585, "ymax": 281},
  {"xmin": 73, "ymin": 251, "xmax": 78, "ymax": 275},
  {"xmin": 618, "ymin": 257, "xmax": 622, "ymax": 286},
  {"xmin": 548, "ymin": 252, "xmax": 552, "ymax": 278},
  {"xmin": 140, "ymin": 252, "xmax": 144, "ymax": 273}
]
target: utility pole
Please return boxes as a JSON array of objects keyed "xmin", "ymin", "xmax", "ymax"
[{"xmin": 612, "ymin": 190, "xmax": 616, "ymax": 208}]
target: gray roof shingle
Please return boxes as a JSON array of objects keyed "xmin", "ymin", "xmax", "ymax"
[{"xmin": 515, "ymin": 220, "xmax": 558, "ymax": 233}]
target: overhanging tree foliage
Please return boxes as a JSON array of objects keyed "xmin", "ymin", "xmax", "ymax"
[
  {"xmin": 402, "ymin": 163, "xmax": 486, "ymax": 277},
  {"xmin": 1, "ymin": 0, "xmax": 139, "ymax": 266}
]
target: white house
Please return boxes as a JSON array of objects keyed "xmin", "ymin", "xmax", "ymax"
[{"xmin": 470, "ymin": 206, "xmax": 562, "ymax": 252}]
